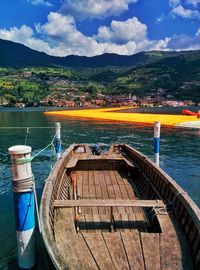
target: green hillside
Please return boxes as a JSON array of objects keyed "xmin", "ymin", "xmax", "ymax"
[{"xmin": 0, "ymin": 38, "xmax": 200, "ymax": 105}]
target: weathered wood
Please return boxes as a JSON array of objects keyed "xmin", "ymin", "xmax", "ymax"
[
  {"xmin": 82, "ymin": 233, "xmax": 115, "ymax": 270},
  {"xmin": 54, "ymin": 208, "xmax": 98, "ymax": 269},
  {"xmin": 140, "ymin": 232, "xmax": 160, "ymax": 270},
  {"xmin": 53, "ymin": 199, "xmax": 165, "ymax": 208},
  {"xmin": 121, "ymin": 230, "xmax": 145, "ymax": 270},
  {"xmin": 158, "ymin": 213, "xmax": 192, "ymax": 270},
  {"xmin": 103, "ymin": 232, "xmax": 130, "ymax": 270}
]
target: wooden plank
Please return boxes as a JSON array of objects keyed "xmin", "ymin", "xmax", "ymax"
[
  {"xmin": 113, "ymin": 213, "xmax": 122, "ymax": 229},
  {"xmin": 88, "ymin": 170, "xmax": 94, "ymax": 186},
  {"xmin": 54, "ymin": 208, "xmax": 98, "ymax": 269},
  {"xmin": 82, "ymin": 186, "xmax": 91, "ymax": 214},
  {"xmin": 76, "ymin": 171, "xmax": 83, "ymax": 198},
  {"xmin": 112, "ymin": 184, "xmax": 123, "ymax": 214},
  {"xmin": 99, "ymin": 214, "xmax": 110, "ymax": 231},
  {"xmin": 78, "ymin": 214, "xmax": 87, "ymax": 232},
  {"xmin": 82, "ymin": 233, "xmax": 115, "ymax": 270},
  {"xmin": 121, "ymin": 231, "xmax": 145, "ymax": 270},
  {"xmin": 140, "ymin": 232, "xmax": 161, "ymax": 270},
  {"xmin": 92, "ymin": 214, "xmax": 101, "ymax": 231},
  {"xmin": 85, "ymin": 214, "xmax": 95, "ymax": 232},
  {"xmin": 95, "ymin": 185, "xmax": 102, "ymax": 198},
  {"xmin": 107, "ymin": 184, "xmax": 116, "ymax": 199},
  {"xmin": 121, "ymin": 213, "xmax": 129, "ymax": 231},
  {"xmin": 89, "ymin": 185, "xmax": 98, "ymax": 214},
  {"xmin": 103, "ymin": 232, "xmax": 130, "ymax": 270},
  {"xmin": 109, "ymin": 170, "xmax": 118, "ymax": 185},
  {"xmin": 158, "ymin": 214, "xmax": 191, "ymax": 270},
  {"xmin": 103, "ymin": 170, "xmax": 112, "ymax": 185},
  {"xmin": 82, "ymin": 171, "xmax": 89, "ymax": 186},
  {"xmin": 98, "ymin": 171, "xmax": 109, "ymax": 214},
  {"xmin": 98, "ymin": 171, "xmax": 109, "ymax": 199},
  {"xmin": 53, "ymin": 199, "xmax": 165, "ymax": 208},
  {"xmin": 93, "ymin": 171, "xmax": 100, "ymax": 186}
]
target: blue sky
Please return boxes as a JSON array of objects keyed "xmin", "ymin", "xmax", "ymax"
[{"xmin": 0, "ymin": 0, "xmax": 199, "ymax": 56}]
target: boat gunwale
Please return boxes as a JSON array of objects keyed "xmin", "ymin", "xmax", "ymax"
[{"xmin": 123, "ymin": 143, "xmax": 200, "ymax": 232}]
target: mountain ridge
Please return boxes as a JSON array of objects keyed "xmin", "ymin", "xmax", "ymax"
[{"xmin": 1, "ymin": 38, "xmax": 199, "ymax": 68}]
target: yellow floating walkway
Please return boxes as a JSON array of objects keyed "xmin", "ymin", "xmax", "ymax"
[{"xmin": 44, "ymin": 107, "xmax": 200, "ymax": 127}]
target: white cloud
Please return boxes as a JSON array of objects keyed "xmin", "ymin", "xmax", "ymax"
[
  {"xmin": 27, "ymin": 0, "xmax": 52, "ymax": 7},
  {"xmin": 171, "ymin": 5, "xmax": 200, "ymax": 19},
  {"xmin": 0, "ymin": 25, "xmax": 33, "ymax": 42},
  {"xmin": 0, "ymin": 25, "xmax": 53, "ymax": 55},
  {"xmin": 168, "ymin": 27, "xmax": 200, "ymax": 50},
  {"xmin": 0, "ymin": 13, "xmax": 171, "ymax": 57},
  {"xmin": 186, "ymin": 0, "xmax": 200, "ymax": 6},
  {"xmin": 96, "ymin": 17, "xmax": 147, "ymax": 44},
  {"xmin": 60, "ymin": 0, "xmax": 138, "ymax": 19}
]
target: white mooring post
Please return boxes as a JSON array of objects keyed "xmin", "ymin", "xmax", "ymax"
[
  {"xmin": 55, "ymin": 122, "xmax": 61, "ymax": 160},
  {"xmin": 8, "ymin": 145, "xmax": 35, "ymax": 269},
  {"xmin": 154, "ymin": 121, "xmax": 161, "ymax": 166}
]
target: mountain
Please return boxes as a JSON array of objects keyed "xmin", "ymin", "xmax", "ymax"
[{"xmin": 1, "ymin": 38, "xmax": 199, "ymax": 68}]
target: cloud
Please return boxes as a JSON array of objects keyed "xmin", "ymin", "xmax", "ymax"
[
  {"xmin": 186, "ymin": 0, "xmax": 200, "ymax": 6},
  {"xmin": 27, "ymin": 0, "xmax": 52, "ymax": 7},
  {"xmin": 0, "ymin": 13, "xmax": 170, "ymax": 57},
  {"xmin": 96, "ymin": 17, "xmax": 147, "ymax": 44},
  {"xmin": 168, "ymin": 27, "xmax": 200, "ymax": 50},
  {"xmin": 171, "ymin": 5, "xmax": 200, "ymax": 19},
  {"xmin": 60, "ymin": 0, "xmax": 138, "ymax": 19},
  {"xmin": 0, "ymin": 25, "xmax": 53, "ymax": 55}
]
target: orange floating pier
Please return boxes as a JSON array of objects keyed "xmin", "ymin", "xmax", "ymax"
[{"xmin": 45, "ymin": 107, "xmax": 200, "ymax": 128}]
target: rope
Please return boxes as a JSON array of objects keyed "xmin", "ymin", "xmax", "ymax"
[
  {"xmin": 12, "ymin": 134, "xmax": 57, "ymax": 165},
  {"xmin": 151, "ymin": 191, "xmax": 188, "ymax": 217},
  {"xmin": 12, "ymin": 176, "xmax": 34, "ymax": 192},
  {"xmin": 0, "ymin": 126, "xmax": 55, "ymax": 129},
  {"xmin": 33, "ymin": 181, "xmax": 42, "ymax": 234}
]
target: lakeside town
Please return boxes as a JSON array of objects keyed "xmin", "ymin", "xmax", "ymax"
[{"xmin": 0, "ymin": 75, "xmax": 199, "ymax": 108}]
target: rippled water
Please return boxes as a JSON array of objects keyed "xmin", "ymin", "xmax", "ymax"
[{"xmin": 0, "ymin": 109, "xmax": 200, "ymax": 269}]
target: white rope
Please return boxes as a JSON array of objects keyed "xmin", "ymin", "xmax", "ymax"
[
  {"xmin": 0, "ymin": 126, "xmax": 55, "ymax": 129},
  {"xmin": 33, "ymin": 182, "xmax": 42, "ymax": 234}
]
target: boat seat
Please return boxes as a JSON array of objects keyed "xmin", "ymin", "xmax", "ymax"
[
  {"xmin": 66, "ymin": 158, "xmax": 78, "ymax": 169},
  {"xmin": 53, "ymin": 199, "xmax": 165, "ymax": 208}
]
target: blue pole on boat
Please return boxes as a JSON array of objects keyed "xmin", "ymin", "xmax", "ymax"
[
  {"xmin": 8, "ymin": 145, "xmax": 35, "ymax": 269},
  {"xmin": 55, "ymin": 122, "xmax": 61, "ymax": 160},
  {"xmin": 154, "ymin": 121, "xmax": 161, "ymax": 166}
]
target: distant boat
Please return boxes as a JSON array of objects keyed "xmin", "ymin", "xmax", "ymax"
[
  {"xmin": 182, "ymin": 109, "xmax": 200, "ymax": 116},
  {"xmin": 40, "ymin": 144, "xmax": 200, "ymax": 269}
]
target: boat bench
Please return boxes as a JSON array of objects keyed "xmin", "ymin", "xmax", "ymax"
[
  {"xmin": 53, "ymin": 199, "xmax": 164, "ymax": 208},
  {"xmin": 53, "ymin": 199, "xmax": 165, "ymax": 232}
]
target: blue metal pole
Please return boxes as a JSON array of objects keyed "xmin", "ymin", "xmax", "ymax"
[
  {"xmin": 154, "ymin": 121, "xmax": 161, "ymax": 166},
  {"xmin": 9, "ymin": 145, "xmax": 35, "ymax": 269}
]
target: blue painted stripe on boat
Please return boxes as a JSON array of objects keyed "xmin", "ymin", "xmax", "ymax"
[
  {"xmin": 14, "ymin": 192, "xmax": 35, "ymax": 231},
  {"xmin": 154, "ymin": 138, "xmax": 160, "ymax": 153}
]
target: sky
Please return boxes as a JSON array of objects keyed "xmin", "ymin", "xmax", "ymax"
[{"xmin": 0, "ymin": 0, "xmax": 199, "ymax": 57}]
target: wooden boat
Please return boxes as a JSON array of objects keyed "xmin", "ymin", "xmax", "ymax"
[{"xmin": 40, "ymin": 144, "xmax": 200, "ymax": 270}]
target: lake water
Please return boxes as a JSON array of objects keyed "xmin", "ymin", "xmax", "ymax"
[{"xmin": 0, "ymin": 108, "xmax": 200, "ymax": 269}]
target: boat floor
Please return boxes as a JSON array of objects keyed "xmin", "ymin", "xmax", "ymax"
[{"xmin": 54, "ymin": 169, "xmax": 192, "ymax": 270}]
